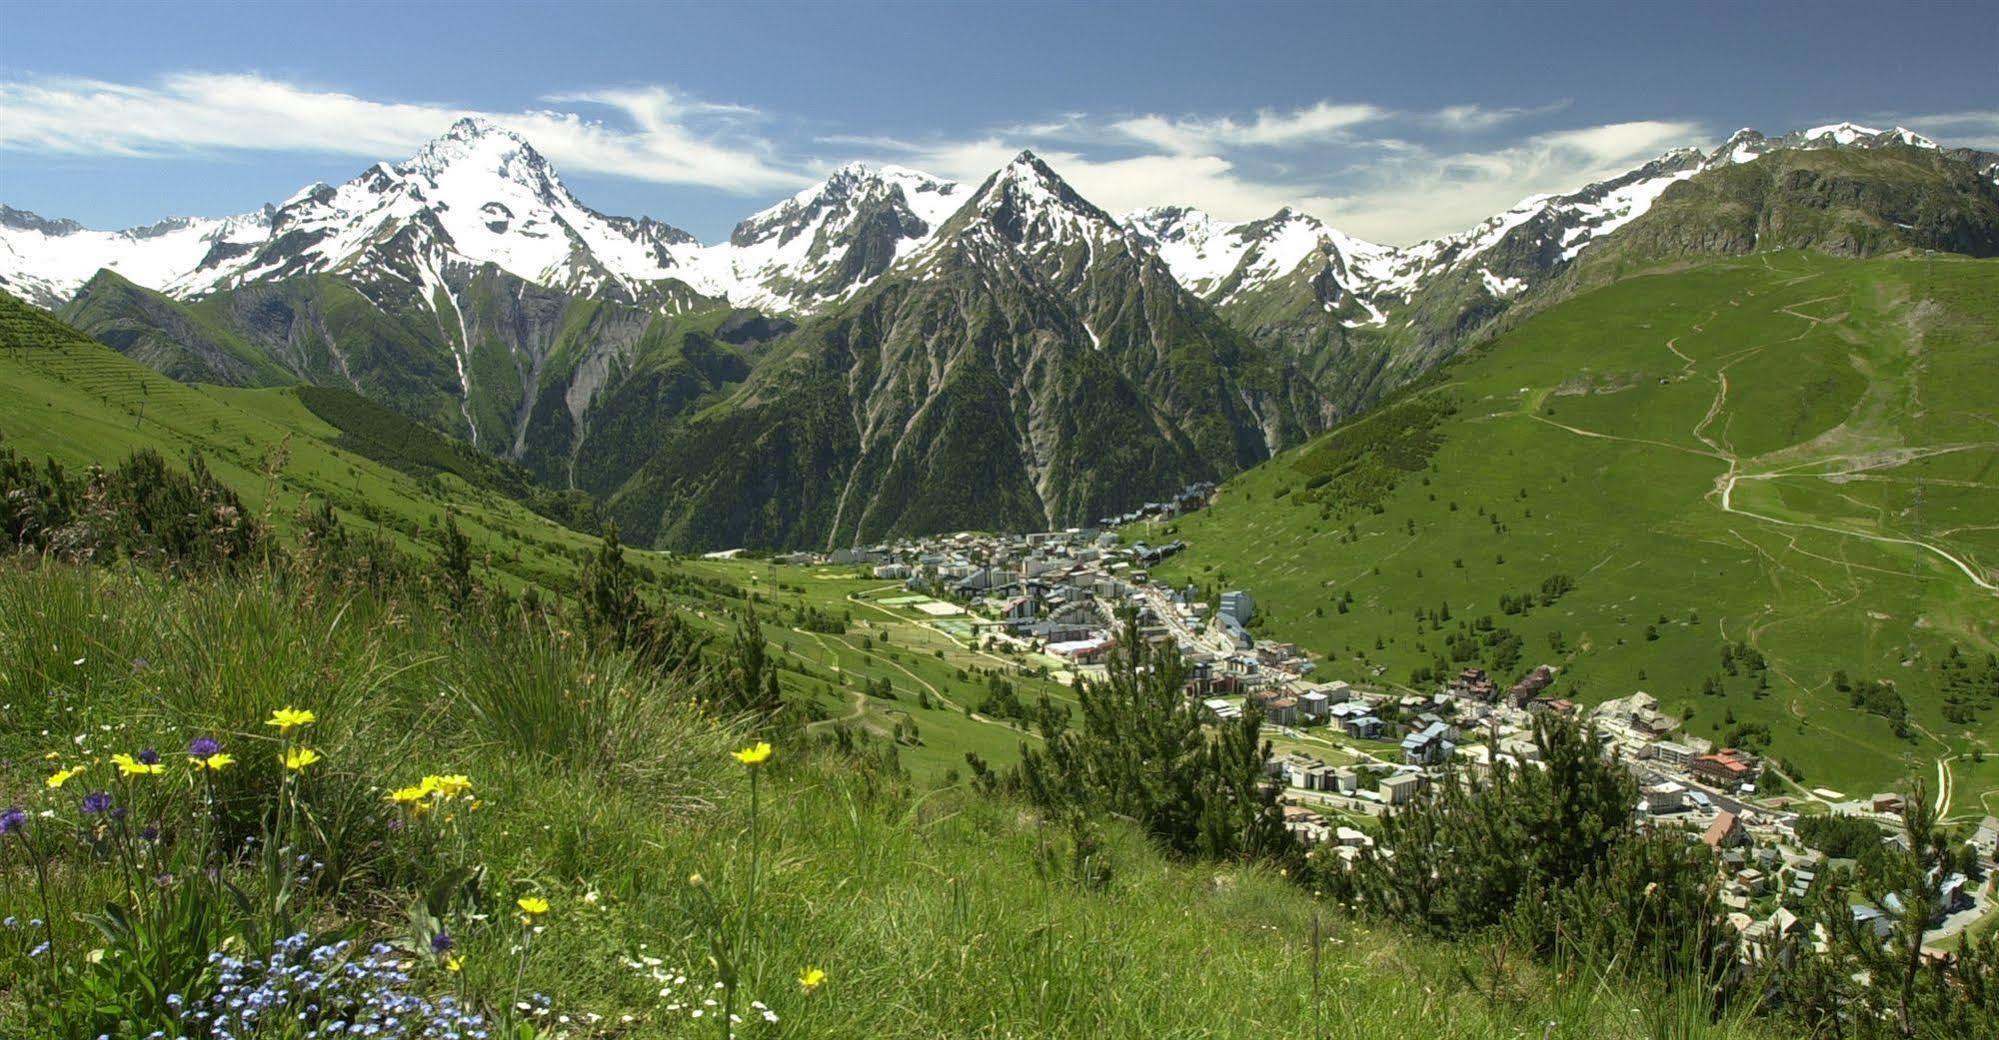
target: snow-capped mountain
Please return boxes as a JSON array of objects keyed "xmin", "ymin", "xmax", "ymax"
[
  {"xmin": 219, "ymin": 118, "xmax": 712, "ymax": 305},
  {"xmin": 698, "ymin": 162, "xmax": 964, "ymax": 312},
  {"xmin": 0, "ymin": 205, "xmax": 273, "ymax": 309},
  {"xmin": 2, "ymin": 116, "xmax": 1978, "ymax": 320},
  {"xmin": 1127, "ymin": 205, "xmax": 1397, "ymax": 324}
]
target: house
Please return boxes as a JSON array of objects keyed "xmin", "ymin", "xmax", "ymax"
[
  {"xmin": 1048, "ymin": 637, "xmax": 1115, "ymax": 664},
  {"xmin": 1703, "ymin": 808, "xmax": 1751, "ymax": 848},
  {"xmin": 1203, "ymin": 698, "xmax": 1243, "ymax": 721},
  {"xmin": 1971, "ymin": 816, "xmax": 1999, "ymax": 864},
  {"xmin": 1380, "ymin": 773, "xmax": 1423, "ymax": 806},
  {"xmin": 1703, "ymin": 811, "xmax": 1747, "ymax": 851},
  {"xmin": 1261, "ymin": 695, "xmax": 1298, "ymax": 727},
  {"xmin": 1448, "ymin": 668, "xmax": 1498, "ymax": 701},
  {"xmin": 1692, "ymin": 749, "xmax": 1759, "ymax": 791},
  {"xmin": 1343, "ymin": 715, "xmax": 1386, "ymax": 740},
  {"xmin": 1871, "ymin": 793, "xmax": 1906, "ymax": 815},
  {"xmin": 1401, "ymin": 721, "xmax": 1455, "ymax": 766},
  {"xmin": 1507, "ymin": 664, "xmax": 1556, "ymax": 707},
  {"xmin": 1331, "ymin": 767, "xmax": 1359, "ymax": 794},
  {"xmin": 1651, "ymin": 740, "xmax": 1699, "ymax": 768},
  {"xmin": 1219, "ymin": 589, "xmax": 1255, "ymax": 625},
  {"xmin": 1299, "ymin": 691, "xmax": 1332, "ymax": 722},
  {"xmin": 1644, "ymin": 782, "xmax": 1688, "ymax": 814}
]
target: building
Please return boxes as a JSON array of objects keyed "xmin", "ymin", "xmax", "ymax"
[
  {"xmin": 1343, "ymin": 715, "xmax": 1386, "ymax": 740},
  {"xmin": 1401, "ymin": 721, "xmax": 1455, "ymax": 766},
  {"xmin": 1380, "ymin": 773, "xmax": 1423, "ymax": 806},
  {"xmin": 1651, "ymin": 740, "xmax": 1698, "ymax": 768},
  {"xmin": 1692, "ymin": 749, "xmax": 1759, "ymax": 791},
  {"xmin": 1972, "ymin": 816, "xmax": 1999, "ymax": 865},
  {"xmin": 1703, "ymin": 811, "xmax": 1747, "ymax": 851},
  {"xmin": 1219, "ymin": 589, "xmax": 1255, "ymax": 625},
  {"xmin": 1644, "ymin": 781, "xmax": 1688, "ymax": 814}
]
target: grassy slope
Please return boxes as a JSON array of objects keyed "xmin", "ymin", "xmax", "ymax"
[
  {"xmin": 0, "ymin": 293, "xmax": 1073, "ymax": 776},
  {"xmin": 1151, "ymin": 252, "xmax": 1999, "ymax": 806},
  {"xmin": 0, "ymin": 563, "xmax": 1779, "ymax": 1040}
]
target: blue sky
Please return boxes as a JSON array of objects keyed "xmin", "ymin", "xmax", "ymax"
[{"xmin": 3, "ymin": 0, "xmax": 1995, "ymax": 244}]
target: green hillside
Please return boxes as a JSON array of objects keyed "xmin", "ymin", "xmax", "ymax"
[
  {"xmin": 0, "ymin": 291, "xmax": 1085, "ymax": 776},
  {"xmin": 1150, "ymin": 251, "xmax": 1999, "ymax": 803}
]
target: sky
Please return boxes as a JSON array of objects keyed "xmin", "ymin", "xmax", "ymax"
[{"xmin": 2, "ymin": 0, "xmax": 1995, "ymax": 246}]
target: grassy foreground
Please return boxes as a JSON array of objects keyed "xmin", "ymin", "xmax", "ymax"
[{"xmin": 0, "ymin": 561, "xmax": 1780, "ymax": 1039}]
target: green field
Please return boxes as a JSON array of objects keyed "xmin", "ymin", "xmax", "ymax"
[
  {"xmin": 0, "ymin": 294, "xmax": 1083, "ymax": 778},
  {"xmin": 1150, "ymin": 252, "xmax": 1999, "ymax": 809}
]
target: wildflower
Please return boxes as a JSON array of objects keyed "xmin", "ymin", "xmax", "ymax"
[
  {"xmin": 82, "ymin": 791, "xmax": 114, "ymax": 815},
  {"xmin": 444, "ymin": 954, "xmax": 463, "ymax": 973},
  {"xmin": 431, "ymin": 932, "xmax": 454, "ymax": 955},
  {"xmin": 113, "ymin": 752, "xmax": 165, "ymax": 777},
  {"xmin": 192, "ymin": 752, "xmax": 235, "ymax": 772},
  {"xmin": 798, "ymin": 967, "xmax": 826, "ymax": 992},
  {"xmin": 687, "ymin": 873, "xmax": 704, "ymax": 888},
  {"xmin": 516, "ymin": 896, "xmax": 550, "ymax": 917},
  {"xmin": 425, "ymin": 774, "xmax": 473, "ymax": 799},
  {"xmin": 46, "ymin": 765, "xmax": 85, "ymax": 788},
  {"xmin": 265, "ymin": 707, "xmax": 317, "ymax": 733},
  {"xmin": 0, "ymin": 807, "xmax": 25, "ymax": 835},
  {"xmin": 732, "ymin": 742, "xmax": 773, "ymax": 767},
  {"xmin": 281, "ymin": 747, "xmax": 322, "ymax": 772},
  {"xmin": 137, "ymin": 748, "xmax": 161, "ymax": 766},
  {"xmin": 186, "ymin": 736, "xmax": 221, "ymax": 760},
  {"xmin": 388, "ymin": 785, "xmax": 432, "ymax": 806}
]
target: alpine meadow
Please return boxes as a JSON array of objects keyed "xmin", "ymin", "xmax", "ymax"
[{"xmin": 3, "ymin": 4, "xmax": 1999, "ymax": 1038}]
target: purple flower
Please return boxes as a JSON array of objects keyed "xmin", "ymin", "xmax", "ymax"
[
  {"xmin": 141, "ymin": 825, "xmax": 160, "ymax": 842},
  {"xmin": 430, "ymin": 931, "xmax": 453, "ymax": 955},
  {"xmin": 82, "ymin": 791, "xmax": 114, "ymax": 815},
  {"xmin": 137, "ymin": 748, "xmax": 161, "ymax": 766},
  {"xmin": 0, "ymin": 806, "xmax": 25, "ymax": 835},
  {"xmin": 188, "ymin": 736, "xmax": 221, "ymax": 758}
]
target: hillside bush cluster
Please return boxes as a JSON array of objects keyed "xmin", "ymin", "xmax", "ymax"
[{"xmin": 1317, "ymin": 714, "xmax": 1999, "ymax": 1038}]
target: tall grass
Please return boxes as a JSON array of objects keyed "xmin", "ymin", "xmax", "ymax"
[{"xmin": 0, "ymin": 560, "xmax": 1791, "ymax": 1038}]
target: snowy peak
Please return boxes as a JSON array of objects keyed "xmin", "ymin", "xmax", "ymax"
[
  {"xmin": 946, "ymin": 150, "xmax": 1129, "ymax": 266},
  {"xmin": 221, "ymin": 119, "xmax": 712, "ymax": 303},
  {"xmin": 0, "ymin": 204, "xmax": 273, "ymax": 308},
  {"xmin": 704, "ymin": 162, "xmax": 965, "ymax": 311},
  {"xmin": 1704, "ymin": 122, "xmax": 1940, "ymax": 169}
]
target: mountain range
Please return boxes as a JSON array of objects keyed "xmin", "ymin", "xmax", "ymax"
[{"xmin": 5, "ymin": 117, "xmax": 1996, "ymax": 549}]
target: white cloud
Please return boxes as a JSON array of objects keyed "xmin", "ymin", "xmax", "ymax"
[
  {"xmin": 1894, "ymin": 110, "xmax": 1999, "ymax": 150},
  {"xmin": 1111, "ymin": 101, "xmax": 1387, "ymax": 155},
  {"xmin": 0, "ymin": 72, "xmax": 810, "ymax": 193},
  {"xmin": 1314, "ymin": 120, "xmax": 1705, "ymax": 243},
  {"xmin": 0, "ymin": 72, "xmax": 1718, "ymax": 245},
  {"xmin": 1425, "ymin": 100, "xmax": 1570, "ymax": 132}
]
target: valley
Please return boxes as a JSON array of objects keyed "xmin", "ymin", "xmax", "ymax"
[{"xmin": 1147, "ymin": 250, "xmax": 1999, "ymax": 804}]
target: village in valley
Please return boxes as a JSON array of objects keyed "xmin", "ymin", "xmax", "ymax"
[{"xmin": 734, "ymin": 484, "xmax": 1999, "ymax": 956}]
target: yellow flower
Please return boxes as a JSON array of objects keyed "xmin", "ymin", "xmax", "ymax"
[
  {"xmin": 732, "ymin": 742, "xmax": 773, "ymax": 767},
  {"xmin": 193, "ymin": 752, "xmax": 235, "ymax": 772},
  {"xmin": 388, "ymin": 785, "xmax": 432, "ymax": 805},
  {"xmin": 424, "ymin": 774, "xmax": 473, "ymax": 799},
  {"xmin": 265, "ymin": 707, "xmax": 317, "ymax": 733},
  {"xmin": 444, "ymin": 955, "xmax": 463, "ymax": 973},
  {"xmin": 798, "ymin": 967, "xmax": 826, "ymax": 992},
  {"xmin": 516, "ymin": 896, "xmax": 550, "ymax": 916},
  {"xmin": 45, "ymin": 765, "xmax": 85, "ymax": 788},
  {"xmin": 282, "ymin": 747, "xmax": 323, "ymax": 772},
  {"xmin": 112, "ymin": 753, "xmax": 164, "ymax": 777}
]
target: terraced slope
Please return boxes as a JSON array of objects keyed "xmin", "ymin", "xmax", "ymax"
[{"xmin": 1149, "ymin": 251, "xmax": 1999, "ymax": 801}]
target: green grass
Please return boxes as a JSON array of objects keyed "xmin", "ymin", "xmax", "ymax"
[
  {"xmin": 1150, "ymin": 252, "xmax": 1999, "ymax": 810},
  {"xmin": 0, "ymin": 561, "xmax": 1785, "ymax": 1039}
]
